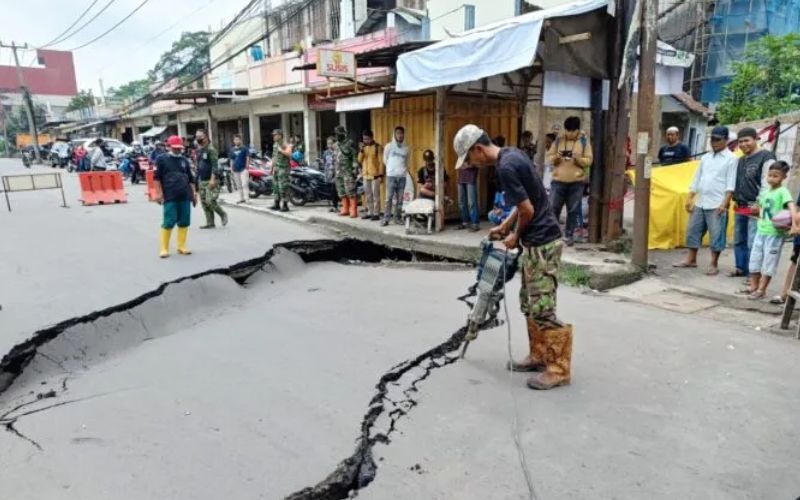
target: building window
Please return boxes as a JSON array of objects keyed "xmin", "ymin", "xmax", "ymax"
[{"xmin": 464, "ymin": 5, "xmax": 475, "ymax": 31}]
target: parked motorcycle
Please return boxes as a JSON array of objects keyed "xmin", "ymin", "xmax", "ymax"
[
  {"xmin": 218, "ymin": 158, "xmax": 234, "ymax": 194},
  {"xmin": 287, "ymin": 166, "xmax": 339, "ymax": 207},
  {"xmin": 247, "ymin": 165, "xmax": 273, "ymax": 198}
]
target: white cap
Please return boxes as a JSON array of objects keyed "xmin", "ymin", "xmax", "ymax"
[{"xmin": 453, "ymin": 124, "xmax": 486, "ymax": 169}]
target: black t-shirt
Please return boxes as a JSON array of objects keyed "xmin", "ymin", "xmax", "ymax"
[
  {"xmin": 658, "ymin": 143, "xmax": 690, "ymax": 165},
  {"xmin": 417, "ymin": 165, "xmax": 448, "ymax": 199},
  {"xmin": 734, "ymin": 149, "xmax": 775, "ymax": 205},
  {"xmin": 155, "ymin": 154, "xmax": 195, "ymax": 202},
  {"xmin": 496, "ymin": 147, "xmax": 561, "ymax": 247}
]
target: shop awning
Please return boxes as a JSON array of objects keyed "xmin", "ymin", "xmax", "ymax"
[
  {"xmin": 140, "ymin": 126, "xmax": 167, "ymax": 138},
  {"xmin": 335, "ymin": 92, "xmax": 386, "ymax": 113},
  {"xmin": 396, "ymin": 0, "xmax": 609, "ymax": 92}
]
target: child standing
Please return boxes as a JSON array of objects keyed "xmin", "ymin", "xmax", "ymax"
[{"xmin": 744, "ymin": 161, "xmax": 796, "ymax": 299}]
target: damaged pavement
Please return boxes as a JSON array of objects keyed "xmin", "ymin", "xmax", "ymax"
[{"xmin": 3, "ymin": 162, "xmax": 800, "ymax": 499}]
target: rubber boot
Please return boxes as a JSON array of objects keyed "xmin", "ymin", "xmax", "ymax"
[
  {"xmin": 349, "ymin": 196, "xmax": 358, "ymax": 218},
  {"xmin": 160, "ymin": 228, "xmax": 172, "ymax": 258},
  {"xmin": 270, "ymin": 198, "xmax": 281, "ymax": 211},
  {"xmin": 176, "ymin": 227, "xmax": 191, "ymax": 255},
  {"xmin": 339, "ymin": 196, "xmax": 350, "ymax": 216},
  {"xmin": 526, "ymin": 325, "xmax": 573, "ymax": 390},
  {"xmin": 507, "ymin": 319, "xmax": 546, "ymax": 372}
]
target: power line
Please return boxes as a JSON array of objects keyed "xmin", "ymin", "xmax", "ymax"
[
  {"xmin": 69, "ymin": 0, "xmax": 154, "ymax": 51},
  {"xmin": 44, "ymin": 0, "xmax": 118, "ymax": 48},
  {"xmin": 38, "ymin": 0, "xmax": 101, "ymax": 48}
]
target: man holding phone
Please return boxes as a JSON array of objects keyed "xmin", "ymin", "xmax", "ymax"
[{"xmin": 547, "ymin": 116, "xmax": 593, "ymax": 246}]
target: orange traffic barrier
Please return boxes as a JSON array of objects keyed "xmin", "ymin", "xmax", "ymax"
[
  {"xmin": 145, "ymin": 169, "xmax": 159, "ymax": 202},
  {"xmin": 78, "ymin": 171, "xmax": 128, "ymax": 206}
]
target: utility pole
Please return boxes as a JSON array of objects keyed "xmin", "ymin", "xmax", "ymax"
[
  {"xmin": 0, "ymin": 98, "xmax": 9, "ymax": 158},
  {"xmin": 632, "ymin": 0, "xmax": 658, "ymax": 269},
  {"xmin": 0, "ymin": 41, "xmax": 41, "ymax": 164}
]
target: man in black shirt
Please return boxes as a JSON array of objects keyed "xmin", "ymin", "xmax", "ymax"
[
  {"xmin": 154, "ymin": 135, "xmax": 197, "ymax": 258},
  {"xmin": 417, "ymin": 149, "xmax": 448, "ymax": 200},
  {"xmin": 454, "ymin": 124, "xmax": 571, "ymax": 391},
  {"xmin": 657, "ymin": 126, "xmax": 691, "ymax": 165},
  {"xmin": 731, "ymin": 127, "xmax": 776, "ymax": 277}
]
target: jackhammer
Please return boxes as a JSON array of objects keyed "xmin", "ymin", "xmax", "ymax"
[{"xmin": 459, "ymin": 239, "xmax": 520, "ymax": 358}]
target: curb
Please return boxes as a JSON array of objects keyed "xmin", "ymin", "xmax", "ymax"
[{"xmin": 221, "ymin": 199, "xmax": 643, "ymax": 290}]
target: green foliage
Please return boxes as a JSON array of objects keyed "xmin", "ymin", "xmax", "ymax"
[
  {"xmin": 66, "ymin": 90, "xmax": 96, "ymax": 112},
  {"xmin": 148, "ymin": 31, "xmax": 210, "ymax": 83},
  {"xmin": 717, "ymin": 34, "xmax": 800, "ymax": 124},
  {"xmin": 559, "ymin": 264, "xmax": 591, "ymax": 288},
  {"xmin": 106, "ymin": 78, "xmax": 152, "ymax": 104},
  {"xmin": 3, "ymin": 103, "xmax": 47, "ymax": 148}
]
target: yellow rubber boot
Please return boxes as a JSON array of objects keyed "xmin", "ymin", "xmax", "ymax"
[
  {"xmin": 160, "ymin": 228, "xmax": 172, "ymax": 258},
  {"xmin": 177, "ymin": 227, "xmax": 192, "ymax": 255}
]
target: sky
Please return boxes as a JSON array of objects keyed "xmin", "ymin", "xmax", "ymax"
[{"xmin": 0, "ymin": 0, "xmax": 244, "ymax": 96}]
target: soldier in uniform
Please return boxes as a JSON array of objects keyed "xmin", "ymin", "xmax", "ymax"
[
  {"xmin": 334, "ymin": 125, "xmax": 358, "ymax": 218},
  {"xmin": 195, "ymin": 129, "xmax": 228, "ymax": 229},
  {"xmin": 270, "ymin": 129, "xmax": 293, "ymax": 212}
]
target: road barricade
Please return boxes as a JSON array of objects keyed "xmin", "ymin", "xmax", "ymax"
[
  {"xmin": 78, "ymin": 171, "xmax": 128, "ymax": 205},
  {"xmin": 145, "ymin": 169, "xmax": 159, "ymax": 201}
]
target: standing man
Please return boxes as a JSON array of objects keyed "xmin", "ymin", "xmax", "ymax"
[
  {"xmin": 672, "ymin": 126, "xmax": 737, "ymax": 275},
  {"xmin": 731, "ymin": 127, "xmax": 776, "ymax": 277},
  {"xmin": 658, "ymin": 126, "xmax": 691, "ymax": 165},
  {"xmin": 270, "ymin": 129, "xmax": 292, "ymax": 212},
  {"xmin": 454, "ymin": 124, "xmax": 570, "ymax": 391},
  {"xmin": 520, "ymin": 130, "xmax": 536, "ymax": 163},
  {"xmin": 358, "ymin": 130, "xmax": 384, "ymax": 221},
  {"xmin": 334, "ymin": 125, "xmax": 358, "ymax": 218},
  {"xmin": 547, "ymin": 116, "xmax": 593, "ymax": 246},
  {"xmin": 195, "ymin": 129, "xmax": 228, "ymax": 228},
  {"xmin": 382, "ymin": 126, "xmax": 410, "ymax": 226},
  {"xmin": 322, "ymin": 136, "xmax": 339, "ymax": 212},
  {"xmin": 457, "ymin": 158, "xmax": 480, "ymax": 231},
  {"xmin": 149, "ymin": 141, "xmax": 166, "ymax": 165},
  {"xmin": 229, "ymin": 134, "xmax": 250, "ymax": 204},
  {"xmin": 154, "ymin": 135, "xmax": 197, "ymax": 258},
  {"xmin": 89, "ymin": 138, "xmax": 108, "ymax": 171}
]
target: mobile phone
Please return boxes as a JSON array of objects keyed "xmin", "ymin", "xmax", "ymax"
[{"xmin": 560, "ymin": 150, "xmax": 573, "ymax": 158}]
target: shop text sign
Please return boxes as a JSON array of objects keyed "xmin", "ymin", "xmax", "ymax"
[{"xmin": 317, "ymin": 49, "xmax": 356, "ymax": 78}]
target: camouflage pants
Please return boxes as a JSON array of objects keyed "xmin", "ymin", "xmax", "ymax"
[
  {"xmin": 199, "ymin": 180, "xmax": 226, "ymax": 226},
  {"xmin": 336, "ymin": 168, "xmax": 357, "ymax": 197},
  {"xmin": 519, "ymin": 239, "xmax": 564, "ymax": 329},
  {"xmin": 274, "ymin": 165, "xmax": 290, "ymax": 201}
]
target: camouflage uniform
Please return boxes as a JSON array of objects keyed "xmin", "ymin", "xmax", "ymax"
[
  {"xmin": 336, "ymin": 137, "xmax": 357, "ymax": 197},
  {"xmin": 197, "ymin": 144, "xmax": 227, "ymax": 227},
  {"xmin": 519, "ymin": 239, "xmax": 564, "ymax": 329},
  {"xmin": 273, "ymin": 141, "xmax": 291, "ymax": 201}
]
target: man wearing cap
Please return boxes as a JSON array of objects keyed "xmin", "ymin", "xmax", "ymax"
[
  {"xmin": 731, "ymin": 127, "xmax": 776, "ymax": 277},
  {"xmin": 454, "ymin": 124, "xmax": 571, "ymax": 391},
  {"xmin": 658, "ymin": 126, "xmax": 691, "ymax": 165},
  {"xmin": 673, "ymin": 126, "xmax": 738, "ymax": 275},
  {"xmin": 154, "ymin": 135, "xmax": 197, "ymax": 258},
  {"xmin": 270, "ymin": 129, "xmax": 292, "ymax": 212},
  {"xmin": 334, "ymin": 125, "xmax": 358, "ymax": 218},
  {"xmin": 195, "ymin": 129, "xmax": 228, "ymax": 228}
]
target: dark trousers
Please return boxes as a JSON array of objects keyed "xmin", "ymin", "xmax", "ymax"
[{"xmin": 550, "ymin": 181, "xmax": 584, "ymax": 238}]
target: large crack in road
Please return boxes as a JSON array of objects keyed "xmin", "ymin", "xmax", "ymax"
[{"xmin": 0, "ymin": 238, "xmax": 490, "ymax": 500}]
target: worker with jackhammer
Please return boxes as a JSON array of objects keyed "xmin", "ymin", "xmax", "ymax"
[
  {"xmin": 453, "ymin": 124, "xmax": 573, "ymax": 390},
  {"xmin": 334, "ymin": 125, "xmax": 359, "ymax": 218}
]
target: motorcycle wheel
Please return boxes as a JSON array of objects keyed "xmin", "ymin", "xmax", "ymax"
[
  {"xmin": 289, "ymin": 192, "xmax": 307, "ymax": 206},
  {"xmin": 225, "ymin": 176, "xmax": 233, "ymax": 194},
  {"xmin": 249, "ymin": 191, "xmax": 260, "ymax": 199}
]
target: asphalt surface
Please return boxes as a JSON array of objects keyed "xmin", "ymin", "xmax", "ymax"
[{"xmin": 3, "ymin": 158, "xmax": 800, "ymax": 500}]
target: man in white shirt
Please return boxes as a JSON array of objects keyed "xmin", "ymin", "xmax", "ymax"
[
  {"xmin": 382, "ymin": 125, "xmax": 410, "ymax": 226},
  {"xmin": 673, "ymin": 126, "xmax": 738, "ymax": 275},
  {"xmin": 90, "ymin": 138, "xmax": 108, "ymax": 171}
]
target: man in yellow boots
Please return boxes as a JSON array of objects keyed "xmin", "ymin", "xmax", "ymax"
[{"xmin": 154, "ymin": 135, "xmax": 197, "ymax": 258}]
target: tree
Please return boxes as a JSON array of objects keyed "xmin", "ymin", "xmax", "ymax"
[
  {"xmin": 148, "ymin": 31, "xmax": 210, "ymax": 83},
  {"xmin": 717, "ymin": 33, "xmax": 800, "ymax": 124},
  {"xmin": 66, "ymin": 90, "xmax": 96, "ymax": 112},
  {"xmin": 106, "ymin": 78, "xmax": 152, "ymax": 104}
]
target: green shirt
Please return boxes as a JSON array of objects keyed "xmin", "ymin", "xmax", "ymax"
[{"xmin": 756, "ymin": 186, "xmax": 793, "ymax": 236}]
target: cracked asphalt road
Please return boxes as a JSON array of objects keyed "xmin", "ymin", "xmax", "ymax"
[{"xmin": 3, "ymin": 159, "xmax": 800, "ymax": 500}]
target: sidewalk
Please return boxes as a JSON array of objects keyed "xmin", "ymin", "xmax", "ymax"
[{"xmin": 219, "ymin": 193, "xmax": 643, "ymax": 291}]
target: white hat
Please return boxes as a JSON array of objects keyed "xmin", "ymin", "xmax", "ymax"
[{"xmin": 453, "ymin": 124, "xmax": 486, "ymax": 169}]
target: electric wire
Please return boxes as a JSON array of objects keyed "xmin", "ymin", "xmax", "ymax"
[
  {"xmin": 43, "ymin": 0, "xmax": 119, "ymax": 48},
  {"xmin": 502, "ymin": 248, "xmax": 540, "ymax": 500},
  {"xmin": 69, "ymin": 0, "xmax": 154, "ymax": 51},
  {"xmin": 38, "ymin": 0, "xmax": 101, "ymax": 48}
]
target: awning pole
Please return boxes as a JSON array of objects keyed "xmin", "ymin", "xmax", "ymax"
[{"xmin": 434, "ymin": 87, "xmax": 447, "ymax": 232}]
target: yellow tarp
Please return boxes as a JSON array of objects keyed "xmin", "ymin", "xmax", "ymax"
[{"xmin": 630, "ymin": 160, "xmax": 736, "ymax": 250}]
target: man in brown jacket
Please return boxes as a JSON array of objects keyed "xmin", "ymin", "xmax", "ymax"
[
  {"xmin": 358, "ymin": 130, "xmax": 384, "ymax": 220},
  {"xmin": 547, "ymin": 116, "xmax": 593, "ymax": 246}
]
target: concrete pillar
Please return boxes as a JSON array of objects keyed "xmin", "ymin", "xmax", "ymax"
[
  {"xmin": 249, "ymin": 110, "xmax": 261, "ymax": 153},
  {"xmin": 281, "ymin": 113, "xmax": 290, "ymax": 135},
  {"xmin": 339, "ymin": 112, "xmax": 347, "ymax": 128},
  {"xmin": 177, "ymin": 116, "xmax": 187, "ymax": 138},
  {"xmin": 207, "ymin": 110, "xmax": 219, "ymax": 150},
  {"xmin": 303, "ymin": 100, "xmax": 318, "ymax": 160}
]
